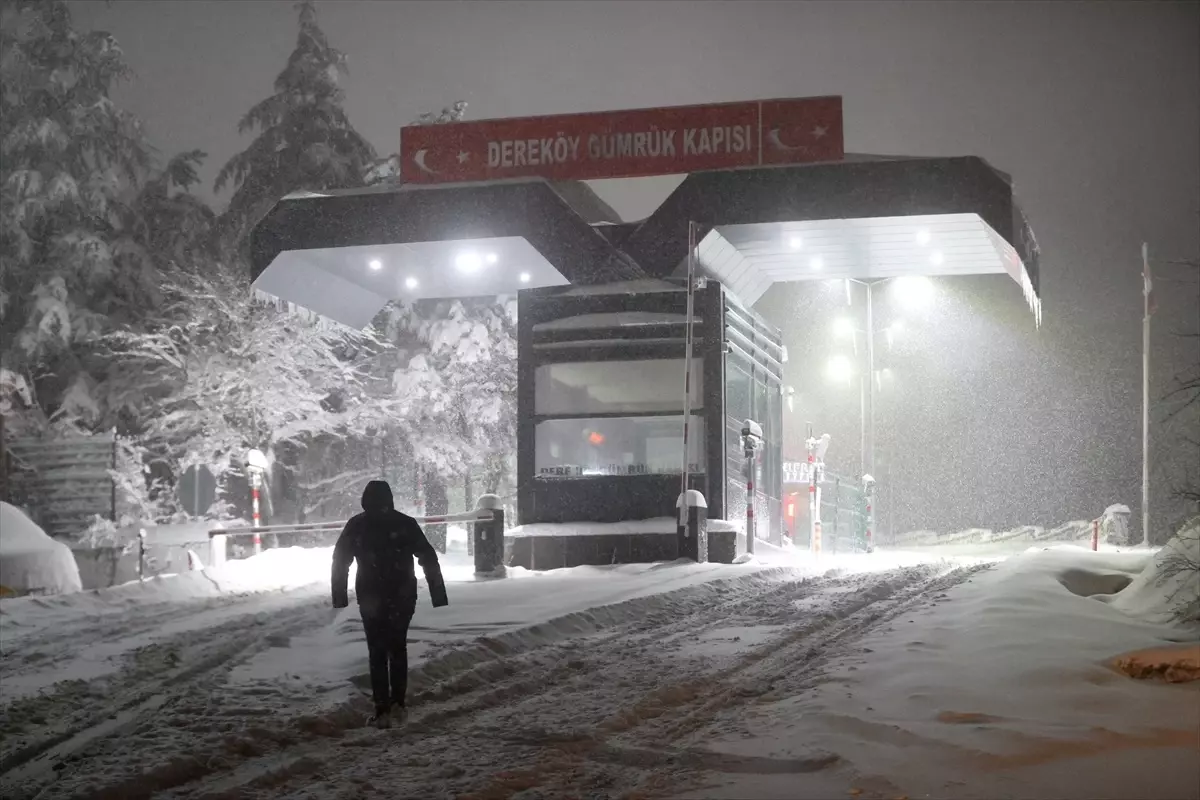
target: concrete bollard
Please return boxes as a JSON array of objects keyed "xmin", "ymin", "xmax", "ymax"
[
  {"xmin": 676, "ymin": 490, "xmax": 708, "ymax": 563},
  {"xmin": 209, "ymin": 533, "xmax": 228, "ymax": 569},
  {"xmin": 473, "ymin": 494, "xmax": 505, "ymax": 576}
]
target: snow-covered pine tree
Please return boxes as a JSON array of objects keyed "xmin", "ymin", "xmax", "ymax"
[
  {"xmin": 386, "ymin": 296, "xmax": 518, "ymax": 514},
  {"xmin": 216, "ymin": 0, "xmax": 376, "ymax": 246},
  {"xmin": 365, "ymin": 101, "xmax": 517, "ymax": 518},
  {"xmin": 105, "ymin": 259, "xmax": 399, "ymax": 517},
  {"xmin": 0, "ymin": 0, "xmax": 158, "ymax": 433}
]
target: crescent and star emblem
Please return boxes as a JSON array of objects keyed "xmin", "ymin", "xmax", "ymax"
[
  {"xmin": 767, "ymin": 125, "xmax": 830, "ymax": 151},
  {"xmin": 413, "ymin": 149, "xmax": 471, "ymax": 175}
]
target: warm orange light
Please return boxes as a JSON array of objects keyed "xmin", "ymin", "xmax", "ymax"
[{"xmin": 588, "ymin": 432, "xmax": 605, "ymax": 445}]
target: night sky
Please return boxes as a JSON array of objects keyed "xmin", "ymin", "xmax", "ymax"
[{"xmin": 67, "ymin": 0, "xmax": 1199, "ymax": 535}]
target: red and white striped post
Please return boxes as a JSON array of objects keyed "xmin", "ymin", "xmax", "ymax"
[
  {"xmin": 249, "ymin": 471, "xmax": 263, "ymax": 555},
  {"xmin": 246, "ymin": 449, "xmax": 269, "ymax": 556},
  {"xmin": 1091, "ymin": 518, "xmax": 1100, "ymax": 551},
  {"xmin": 807, "ymin": 428, "xmax": 820, "ymax": 557}
]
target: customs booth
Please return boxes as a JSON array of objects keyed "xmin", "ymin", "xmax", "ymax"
[{"xmin": 515, "ymin": 278, "xmax": 785, "ymax": 562}]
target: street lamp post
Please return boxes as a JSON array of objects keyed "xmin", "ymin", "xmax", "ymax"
[
  {"xmin": 835, "ymin": 275, "xmax": 933, "ymax": 546},
  {"xmin": 864, "ymin": 282, "xmax": 875, "ymax": 479},
  {"xmin": 838, "ymin": 275, "xmax": 931, "ymax": 478},
  {"xmin": 836, "ymin": 279, "xmax": 881, "ymax": 479}
]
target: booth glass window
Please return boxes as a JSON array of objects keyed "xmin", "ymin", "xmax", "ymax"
[
  {"xmin": 726, "ymin": 360, "xmax": 752, "ymax": 424},
  {"xmin": 535, "ymin": 357, "xmax": 706, "ymax": 479},
  {"xmin": 536, "ymin": 415, "xmax": 706, "ymax": 478},
  {"xmin": 723, "ymin": 325, "xmax": 784, "ymax": 544},
  {"xmin": 536, "ymin": 359, "xmax": 703, "ymax": 416}
]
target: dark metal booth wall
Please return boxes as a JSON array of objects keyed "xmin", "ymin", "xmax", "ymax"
[{"xmin": 516, "ymin": 281, "xmax": 783, "ymax": 533}]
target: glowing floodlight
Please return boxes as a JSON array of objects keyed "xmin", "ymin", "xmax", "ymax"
[
  {"xmin": 809, "ymin": 256, "xmax": 824, "ymax": 270},
  {"xmin": 519, "ymin": 272, "xmax": 531, "ymax": 283},
  {"xmin": 405, "ymin": 276, "xmax": 418, "ymax": 290},
  {"xmin": 485, "ymin": 252, "xmax": 499, "ymax": 264},
  {"xmin": 455, "ymin": 252, "xmax": 484, "ymax": 272},
  {"xmin": 833, "ymin": 317, "xmax": 855, "ymax": 338},
  {"xmin": 915, "ymin": 229, "xmax": 931, "ymax": 246},
  {"xmin": 826, "ymin": 354, "xmax": 854, "ymax": 383},
  {"xmin": 368, "ymin": 259, "xmax": 382, "ymax": 271},
  {"xmin": 930, "ymin": 251, "xmax": 945, "ymax": 266},
  {"xmin": 893, "ymin": 276, "xmax": 935, "ymax": 310},
  {"xmin": 788, "ymin": 235, "xmax": 803, "ymax": 249}
]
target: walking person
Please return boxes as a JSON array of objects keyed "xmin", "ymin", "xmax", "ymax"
[{"xmin": 332, "ymin": 480, "xmax": 448, "ymax": 728}]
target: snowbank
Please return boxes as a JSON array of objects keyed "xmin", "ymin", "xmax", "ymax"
[
  {"xmin": 0, "ymin": 502, "xmax": 82, "ymax": 596},
  {"xmin": 891, "ymin": 515, "xmax": 1142, "ymax": 553},
  {"xmin": 1104, "ymin": 520, "xmax": 1200, "ymax": 626},
  {"xmin": 682, "ymin": 545, "xmax": 1200, "ymax": 800}
]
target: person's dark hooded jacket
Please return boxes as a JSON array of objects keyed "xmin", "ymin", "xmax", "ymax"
[{"xmin": 331, "ymin": 481, "xmax": 448, "ymax": 612}]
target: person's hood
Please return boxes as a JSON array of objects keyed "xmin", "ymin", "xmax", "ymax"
[{"xmin": 361, "ymin": 480, "xmax": 394, "ymax": 512}]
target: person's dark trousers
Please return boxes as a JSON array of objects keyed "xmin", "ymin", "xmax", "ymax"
[{"xmin": 361, "ymin": 597, "xmax": 417, "ymax": 713}]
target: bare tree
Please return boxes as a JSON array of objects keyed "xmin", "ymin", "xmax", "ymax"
[{"xmin": 1161, "ymin": 257, "xmax": 1200, "ymax": 510}]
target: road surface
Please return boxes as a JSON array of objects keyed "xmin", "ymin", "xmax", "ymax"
[{"xmin": 0, "ymin": 559, "xmax": 988, "ymax": 800}]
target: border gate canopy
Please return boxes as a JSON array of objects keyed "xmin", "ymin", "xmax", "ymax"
[{"xmin": 251, "ymin": 156, "xmax": 1041, "ymax": 329}]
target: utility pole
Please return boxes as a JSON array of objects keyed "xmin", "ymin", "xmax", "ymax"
[
  {"xmin": 864, "ymin": 281, "xmax": 876, "ymax": 478},
  {"xmin": 1141, "ymin": 242, "xmax": 1152, "ymax": 547}
]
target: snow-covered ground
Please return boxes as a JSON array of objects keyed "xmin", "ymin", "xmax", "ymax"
[{"xmin": 1, "ymin": 527, "xmax": 1196, "ymax": 800}]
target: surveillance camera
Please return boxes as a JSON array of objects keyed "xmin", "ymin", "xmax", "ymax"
[{"xmin": 741, "ymin": 419, "xmax": 763, "ymax": 440}]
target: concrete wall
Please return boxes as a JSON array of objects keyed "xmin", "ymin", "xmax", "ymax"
[{"xmin": 505, "ymin": 528, "xmax": 737, "ymax": 570}]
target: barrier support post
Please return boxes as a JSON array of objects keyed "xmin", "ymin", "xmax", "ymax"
[
  {"xmin": 249, "ymin": 470, "xmax": 263, "ymax": 555},
  {"xmin": 1092, "ymin": 519, "xmax": 1100, "ymax": 552},
  {"xmin": 473, "ymin": 494, "xmax": 505, "ymax": 576},
  {"xmin": 676, "ymin": 490, "xmax": 708, "ymax": 563},
  {"xmin": 138, "ymin": 528, "xmax": 146, "ymax": 582}
]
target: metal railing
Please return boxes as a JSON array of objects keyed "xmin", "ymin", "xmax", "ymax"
[{"xmin": 206, "ymin": 496, "xmax": 507, "ymax": 575}]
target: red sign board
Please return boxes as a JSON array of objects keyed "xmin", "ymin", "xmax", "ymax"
[{"xmin": 400, "ymin": 96, "xmax": 843, "ymax": 184}]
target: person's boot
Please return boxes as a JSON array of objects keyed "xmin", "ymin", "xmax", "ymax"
[
  {"xmin": 390, "ymin": 702, "xmax": 409, "ymax": 726},
  {"xmin": 368, "ymin": 707, "xmax": 391, "ymax": 729}
]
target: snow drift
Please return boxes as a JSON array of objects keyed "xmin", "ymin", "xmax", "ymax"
[
  {"xmin": 686, "ymin": 544, "xmax": 1200, "ymax": 800},
  {"xmin": 1104, "ymin": 517, "xmax": 1200, "ymax": 626},
  {"xmin": 0, "ymin": 502, "xmax": 82, "ymax": 596}
]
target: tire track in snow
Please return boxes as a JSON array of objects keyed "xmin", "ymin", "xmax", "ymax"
[
  {"xmin": 150, "ymin": 567, "xmax": 800, "ymax": 799},
  {"xmin": 174, "ymin": 563, "xmax": 976, "ymax": 800},
  {"xmin": 0, "ymin": 594, "xmax": 337, "ymax": 800},
  {"xmin": 454, "ymin": 562, "xmax": 989, "ymax": 800},
  {"xmin": 0, "ymin": 584, "xmax": 327, "ymax": 695}
]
